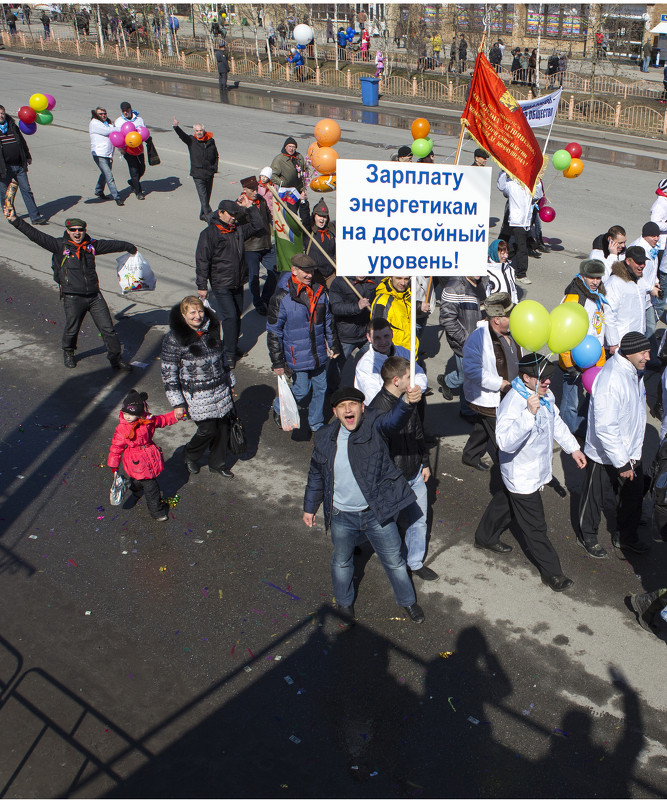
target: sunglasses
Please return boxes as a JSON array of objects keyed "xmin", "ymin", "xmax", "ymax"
[{"xmin": 68, "ymin": 227, "xmax": 85, "ymax": 232}]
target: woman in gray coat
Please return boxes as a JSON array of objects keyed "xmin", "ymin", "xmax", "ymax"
[{"xmin": 161, "ymin": 296, "xmax": 236, "ymax": 477}]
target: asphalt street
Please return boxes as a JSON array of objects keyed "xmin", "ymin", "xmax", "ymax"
[{"xmin": 0, "ymin": 58, "xmax": 666, "ymax": 798}]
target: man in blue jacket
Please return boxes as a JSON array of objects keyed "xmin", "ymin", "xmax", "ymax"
[{"xmin": 302, "ymin": 385, "xmax": 426, "ymax": 625}]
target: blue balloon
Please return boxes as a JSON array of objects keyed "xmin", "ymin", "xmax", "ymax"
[
  {"xmin": 346, "ymin": 26, "xmax": 354, "ymax": 35},
  {"xmin": 571, "ymin": 334, "xmax": 602, "ymax": 369},
  {"xmin": 19, "ymin": 120, "xmax": 37, "ymax": 135},
  {"xmin": 297, "ymin": 43, "xmax": 305, "ymax": 49},
  {"xmin": 347, "ymin": 33, "xmax": 354, "ymax": 41}
]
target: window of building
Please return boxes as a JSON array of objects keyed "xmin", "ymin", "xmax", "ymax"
[{"xmin": 526, "ymin": 4, "xmax": 587, "ymax": 38}]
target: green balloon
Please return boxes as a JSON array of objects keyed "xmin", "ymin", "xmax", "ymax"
[
  {"xmin": 547, "ymin": 302, "xmax": 589, "ymax": 354},
  {"xmin": 509, "ymin": 300, "xmax": 551, "ymax": 352},
  {"xmin": 35, "ymin": 110, "xmax": 53, "ymax": 125},
  {"xmin": 551, "ymin": 149, "xmax": 571, "ymax": 171},
  {"xmin": 411, "ymin": 138, "xmax": 431, "ymax": 159}
]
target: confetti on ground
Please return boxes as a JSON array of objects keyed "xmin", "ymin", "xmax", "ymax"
[
  {"xmin": 202, "ymin": 587, "xmax": 208, "ymax": 597},
  {"xmin": 284, "ymin": 676, "xmax": 294, "ymax": 685},
  {"xmin": 159, "ymin": 566, "xmax": 167, "ymax": 572},
  {"xmin": 288, "ymin": 735, "xmax": 301, "ymax": 744},
  {"xmin": 467, "ymin": 716, "xmax": 480, "ymax": 725},
  {"xmin": 262, "ymin": 579, "xmax": 300, "ymax": 601},
  {"xmin": 67, "ymin": 559, "xmax": 78, "ymax": 567},
  {"xmin": 553, "ymin": 728, "xmax": 569, "ymax": 737},
  {"xmin": 441, "ymin": 472, "xmax": 464, "ymax": 482},
  {"xmin": 448, "ymin": 697, "xmax": 456, "ymax": 711},
  {"xmin": 243, "ymin": 666, "xmax": 252, "ymax": 673},
  {"xmin": 439, "ymin": 651, "xmax": 453, "ymax": 659},
  {"xmin": 130, "ymin": 361, "xmax": 149, "ymax": 368},
  {"xmin": 85, "ymin": 611, "xmax": 91, "ymax": 616},
  {"xmin": 165, "ymin": 495, "xmax": 180, "ymax": 508}
]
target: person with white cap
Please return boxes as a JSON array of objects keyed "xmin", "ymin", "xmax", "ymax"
[
  {"xmin": 474, "ymin": 352, "xmax": 585, "ymax": 592},
  {"xmin": 579, "ymin": 331, "xmax": 652, "ymax": 557},
  {"xmin": 257, "ymin": 166, "xmax": 274, "ymax": 212}
]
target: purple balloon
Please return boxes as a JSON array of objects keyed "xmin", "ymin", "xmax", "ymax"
[
  {"xmin": 581, "ymin": 365, "xmax": 602, "ymax": 394},
  {"xmin": 120, "ymin": 121, "xmax": 136, "ymax": 136},
  {"xmin": 44, "ymin": 93, "xmax": 56, "ymax": 111},
  {"xmin": 109, "ymin": 130, "xmax": 125, "ymax": 148},
  {"xmin": 136, "ymin": 126, "xmax": 150, "ymax": 142},
  {"xmin": 19, "ymin": 120, "xmax": 37, "ymax": 135}
]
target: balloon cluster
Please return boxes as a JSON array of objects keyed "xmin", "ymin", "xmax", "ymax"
[
  {"xmin": 538, "ymin": 142, "xmax": 584, "ymax": 224},
  {"xmin": 308, "ymin": 118, "xmax": 340, "ymax": 192},
  {"xmin": 293, "ymin": 23, "xmax": 313, "ymax": 48},
  {"xmin": 345, "ymin": 25, "xmax": 355, "ymax": 43},
  {"xmin": 109, "ymin": 120, "xmax": 150, "ymax": 155},
  {"xmin": 17, "ymin": 93, "xmax": 56, "ymax": 136},
  {"xmin": 410, "ymin": 118, "xmax": 433, "ymax": 159}
]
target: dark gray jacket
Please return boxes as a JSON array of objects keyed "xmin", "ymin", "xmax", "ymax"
[{"xmin": 439, "ymin": 276, "xmax": 487, "ymax": 356}]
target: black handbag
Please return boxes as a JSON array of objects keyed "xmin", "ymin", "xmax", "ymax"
[
  {"xmin": 228, "ymin": 402, "xmax": 247, "ymax": 455},
  {"xmin": 146, "ymin": 136, "xmax": 161, "ymax": 166}
]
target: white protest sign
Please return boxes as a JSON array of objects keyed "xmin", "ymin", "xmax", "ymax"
[
  {"xmin": 335, "ymin": 159, "xmax": 491, "ymax": 277},
  {"xmin": 517, "ymin": 87, "xmax": 562, "ymax": 128}
]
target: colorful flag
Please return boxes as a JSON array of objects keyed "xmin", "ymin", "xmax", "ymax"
[{"xmin": 461, "ymin": 52, "xmax": 546, "ymax": 192}]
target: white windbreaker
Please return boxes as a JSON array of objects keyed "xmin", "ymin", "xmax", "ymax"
[
  {"xmin": 497, "ymin": 172, "xmax": 542, "ymax": 229},
  {"xmin": 463, "ymin": 321, "xmax": 503, "ymax": 409},
  {"xmin": 584, "ymin": 351, "xmax": 646, "ymax": 469},
  {"xmin": 496, "ymin": 387, "xmax": 579, "ymax": 494},
  {"xmin": 650, "ymin": 194, "xmax": 667, "ymax": 252},
  {"xmin": 603, "ymin": 263, "xmax": 649, "ymax": 347},
  {"xmin": 88, "ymin": 118, "xmax": 117, "ymax": 157},
  {"xmin": 354, "ymin": 344, "xmax": 428, "ymax": 404},
  {"xmin": 629, "ymin": 236, "xmax": 659, "ymax": 310}
]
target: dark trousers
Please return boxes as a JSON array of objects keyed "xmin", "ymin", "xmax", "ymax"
[
  {"xmin": 213, "ymin": 287, "xmax": 244, "ymax": 364},
  {"xmin": 193, "ymin": 175, "xmax": 214, "ymax": 219},
  {"xmin": 246, "ymin": 249, "xmax": 278, "ymax": 308},
  {"xmin": 475, "ymin": 488, "xmax": 563, "ymax": 577},
  {"xmin": 185, "ymin": 416, "xmax": 229, "ymax": 469},
  {"xmin": 578, "ymin": 460, "xmax": 644, "ymax": 545},
  {"xmin": 463, "ymin": 414, "xmax": 498, "ymax": 464},
  {"xmin": 511, "ymin": 226, "xmax": 529, "ymax": 278},
  {"xmin": 218, "ymin": 70, "xmax": 228, "ymax": 88},
  {"xmin": 123, "ymin": 152, "xmax": 145, "ymax": 195},
  {"xmin": 62, "ymin": 292, "xmax": 122, "ymax": 362},
  {"xmin": 120, "ymin": 465, "xmax": 165, "ymax": 518}
]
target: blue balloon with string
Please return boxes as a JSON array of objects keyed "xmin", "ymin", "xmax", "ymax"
[{"xmin": 572, "ymin": 334, "xmax": 602, "ymax": 369}]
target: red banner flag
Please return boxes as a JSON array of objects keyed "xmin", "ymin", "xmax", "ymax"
[{"xmin": 462, "ymin": 52, "xmax": 546, "ymax": 192}]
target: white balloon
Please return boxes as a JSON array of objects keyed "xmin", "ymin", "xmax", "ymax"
[{"xmin": 293, "ymin": 24, "xmax": 313, "ymax": 46}]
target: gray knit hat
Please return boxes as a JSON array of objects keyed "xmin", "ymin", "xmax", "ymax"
[{"xmin": 619, "ymin": 331, "xmax": 651, "ymax": 356}]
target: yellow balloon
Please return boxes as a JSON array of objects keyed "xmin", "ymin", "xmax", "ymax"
[
  {"xmin": 310, "ymin": 174, "xmax": 336, "ymax": 193},
  {"xmin": 29, "ymin": 93, "xmax": 48, "ymax": 112}
]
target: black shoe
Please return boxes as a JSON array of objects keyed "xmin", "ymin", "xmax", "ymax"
[
  {"xmin": 110, "ymin": 359, "xmax": 133, "ymax": 372},
  {"xmin": 474, "ymin": 540, "xmax": 513, "ymax": 554},
  {"xmin": 402, "ymin": 603, "xmax": 425, "ymax": 623},
  {"xmin": 611, "ymin": 535, "xmax": 651, "ymax": 554},
  {"xmin": 63, "ymin": 350, "xmax": 76, "ymax": 368},
  {"xmin": 336, "ymin": 604, "xmax": 356, "ymax": 624},
  {"xmin": 528, "ymin": 249, "xmax": 542, "ymax": 259},
  {"xmin": 31, "ymin": 215, "xmax": 48, "ymax": 225},
  {"xmin": 234, "ymin": 349, "xmax": 246, "ymax": 361},
  {"xmin": 94, "ymin": 192, "xmax": 110, "ymax": 201},
  {"xmin": 541, "ymin": 574, "xmax": 574, "ymax": 592},
  {"xmin": 209, "ymin": 466, "xmax": 234, "ymax": 478},
  {"xmin": 136, "ymin": 192, "xmax": 145, "ymax": 200},
  {"xmin": 629, "ymin": 590, "xmax": 661, "ymax": 632},
  {"xmin": 273, "ymin": 409, "xmax": 283, "ymax": 430},
  {"xmin": 436, "ymin": 374, "xmax": 453, "ymax": 400},
  {"xmin": 412, "ymin": 565, "xmax": 439, "ymax": 581},
  {"xmin": 185, "ymin": 459, "xmax": 200, "ymax": 474},
  {"xmin": 651, "ymin": 401, "xmax": 664, "ymax": 420},
  {"xmin": 576, "ymin": 538, "xmax": 608, "ymax": 559},
  {"xmin": 537, "ymin": 242, "xmax": 551, "ymax": 253},
  {"xmin": 462, "ymin": 457, "xmax": 491, "ymax": 471},
  {"xmin": 115, "ymin": 198, "xmax": 125, "ymax": 206}
]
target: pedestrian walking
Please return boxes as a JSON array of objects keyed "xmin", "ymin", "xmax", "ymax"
[
  {"xmin": 328, "ymin": 275, "xmax": 376, "ymax": 390},
  {"xmin": 458, "ymin": 34, "xmax": 467, "ymax": 72},
  {"xmin": 604, "ymin": 246, "xmax": 658, "ymax": 349},
  {"xmin": 0, "ymin": 105, "xmax": 48, "ymax": 224},
  {"xmin": 238, "ymin": 175, "xmax": 277, "ymax": 316},
  {"xmin": 299, "ymin": 196, "xmax": 336, "ymax": 287},
  {"xmin": 271, "ymin": 137, "xmax": 308, "ymax": 191},
  {"xmin": 642, "ymin": 38, "xmax": 652, "ymax": 72},
  {"xmin": 498, "ymin": 171, "xmax": 543, "ymax": 284},
  {"xmin": 172, "ymin": 117, "xmax": 219, "ymax": 221},
  {"xmin": 628, "ymin": 222, "xmax": 662, "ymax": 342},
  {"xmin": 114, "ymin": 101, "xmax": 146, "ymax": 200},
  {"xmin": 40, "ymin": 10, "xmax": 50, "ymax": 36},
  {"xmin": 89, "ymin": 107, "xmax": 123, "ymax": 206}
]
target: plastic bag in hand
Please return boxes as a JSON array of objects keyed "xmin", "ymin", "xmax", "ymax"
[
  {"xmin": 277, "ymin": 374, "xmax": 300, "ymax": 431},
  {"xmin": 116, "ymin": 251, "xmax": 157, "ymax": 293}
]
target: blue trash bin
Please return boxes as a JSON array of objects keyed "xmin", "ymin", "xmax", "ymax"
[{"xmin": 359, "ymin": 76, "xmax": 380, "ymax": 107}]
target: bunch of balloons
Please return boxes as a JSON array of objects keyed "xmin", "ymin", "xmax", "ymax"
[
  {"xmin": 508, "ymin": 299, "xmax": 589, "ymax": 355},
  {"xmin": 109, "ymin": 120, "xmax": 150, "ymax": 155},
  {"xmin": 17, "ymin": 93, "xmax": 56, "ymax": 136},
  {"xmin": 410, "ymin": 118, "xmax": 433, "ymax": 159},
  {"xmin": 345, "ymin": 26, "xmax": 355, "ymax": 43},
  {"xmin": 551, "ymin": 141, "xmax": 584, "ymax": 179},
  {"xmin": 309, "ymin": 118, "xmax": 340, "ymax": 192}
]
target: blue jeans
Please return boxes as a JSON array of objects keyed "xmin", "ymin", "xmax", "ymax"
[
  {"xmin": 246, "ymin": 248, "xmax": 277, "ymax": 308},
  {"xmin": 273, "ymin": 363, "xmax": 328, "ymax": 431},
  {"xmin": 330, "ymin": 507, "xmax": 416, "ymax": 607},
  {"xmin": 92, "ymin": 154, "xmax": 120, "ymax": 200},
  {"xmin": 399, "ymin": 470, "xmax": 429, "ymax": 570},
  {"xmin": 446, "ymin": 353, "xmax": 474, "ymax": 416},
  {"xmin": 560, "ymin": 370, "xmax": 588, "ymax": 437},
  {"xmin": 642, "ymin": 55, "xmax": 650, "ymax": 72},
  {"xmin": 0, "ymin": 164, "xmax": 41, "ymax": 221}
]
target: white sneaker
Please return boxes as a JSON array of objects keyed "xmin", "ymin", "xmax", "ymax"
[{"xmin": 517, "ymin": 276, "xmax": 532, "ymax": 285}]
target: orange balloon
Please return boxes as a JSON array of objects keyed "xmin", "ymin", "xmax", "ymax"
[
  {"xmin": 307, "ymin": 140, "xmax": 321, "ymax": 162},
  {"xmin": 310, "ymin": 174, "xmax": 336, "ymax": 192},
  {"xmin": 312, "ymin": 146, "xmax": 338, "ymax": 175},
  {"xmin": 314, "ymin": 118, "xmax": 341, "ymax": 147},
  {"xmin": 125, "ymin": 131, "xmax": 142, "ymax": 148},
  {"xmin": 411, "ymin": 117, "xmax": 430, "ymax": 140},
  {"xmin": 563, "ymin": 157, "xmax": 584, "ymax": 179}
]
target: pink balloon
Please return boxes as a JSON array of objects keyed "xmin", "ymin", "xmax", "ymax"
[
  {"xmin": 538, "ymin": 197, "xmax": 547, "ymax": 209},
  {"xmin": 581, "ymin": 365, "xmax": 602, "ymax": 394},
  {"xmin": 120, "ymin": 121, "xmax": 136, "ymax": 135},
  {"xmin": 539, "ymin": 205, "xmax": 556, "ymax": 223},
  {"xmin": 136, "ymin": 126, "xmax": 150, "ymax": 142},
  {"xmin": 44, "ymin": 94, "xmax": 56, "ymax": 111},
  {"xmin": 109, "ymin": 130, "xmax": 125, "ymax": 148}
]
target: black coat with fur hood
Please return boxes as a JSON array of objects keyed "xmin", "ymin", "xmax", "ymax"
[{"xmin": 161, "ymin": 303, "xmax": 236, "ymax": 421}]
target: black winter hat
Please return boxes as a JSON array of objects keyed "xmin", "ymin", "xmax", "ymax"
[
  {"xmin": 397, "ymin": 145, "xmax": 412, "ymax": 158},
  {"xmin": 283, "ymin": 137, "xmax": 298, "ymax": 150},
  {"xmin": 642, "ymin": 221, "xmax": 661, "ymax": 237},
  {"xmin": 121, "ymin": 390, "xmax": 148, "ymax": 417},
  {"xmin": 619, "ymin": 331, "xmax": 651, "ymax": 356}
]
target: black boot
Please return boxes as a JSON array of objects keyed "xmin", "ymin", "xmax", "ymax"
[{"xmin": 63, "ymin": 350, "xmax": 76, "ymax": 368}]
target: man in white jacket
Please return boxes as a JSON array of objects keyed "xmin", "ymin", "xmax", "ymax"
[
  {"xmin": 88, "ymin": 107, "xmax": 123, "ymax": 206},
  {"xmin": 474, "ymin": 353, "xmax": 586, "ymax": 592},
  {"xmin": 497, "ymin": 171, "xmax": 542, "ymax": 285},
  {"xmin": 579, "ymin": 331, "xmax": 652, "ymax": 557},
  {"xmin": 628, "ymin": 222, "xmax": 662, "ymax": 340},
  {"xmin": 461, "ymin": 292, "xmax": 519, "ymax": 470},
  {"xmin": 604, "ymin": 246, "xmax": 658, "ymax": 351}
]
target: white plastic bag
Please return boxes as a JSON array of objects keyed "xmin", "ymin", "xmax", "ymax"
[
  {"xmin": 116, "ymin": 251, "xmax": 156, "ymax": 293},
  {"xmin": 109, "ymin": 471, "xmax": 132, "ymax": 506},
  {"xmin": 277, "ymin": 374, "xmax": 300, "ymax": 431}
]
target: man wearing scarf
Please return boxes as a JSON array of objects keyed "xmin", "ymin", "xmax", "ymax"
[
  {"xmin": 299, "ymin": 196, "xmax": 336, "ymax": 288},
  {"xmin": 0, "ymin": 105, "xmax": 48, "ymax": 225},
  {"xmin": 173, "ymin": 117, "xmax": 219, "ymax": 221},
  {"xmin": 474, "ymin": 353, "xmax": 585, "ymax": 592},
  {"xmin": 5, "ymin": 213, "xmax": 136, "ymax": 370},
  {"xmin": 270, "ymin": 137, "xmax": 307, "ymax": 192},
  {"xmin": 558, "ymin": 259, "xmax": 609, "ymax": 438}
]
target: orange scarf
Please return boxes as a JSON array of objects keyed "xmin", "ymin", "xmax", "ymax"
[{"xmin": 292, "ymin": 277, "xmax": 323, "ymax": 321}]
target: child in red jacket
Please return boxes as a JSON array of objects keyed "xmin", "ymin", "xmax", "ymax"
[{"xmin": 107, "ymin": 390, "xmax": 183, "ymax": 520}]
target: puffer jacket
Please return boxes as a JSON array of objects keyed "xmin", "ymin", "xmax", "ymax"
[
  {"xmin": 603, "ymin": 261, "xmax": 649, "ymax": 347},
  {"xmin": 9, "ymin": 217, "xmax": 135, "ymax": 295},
  {"xmin": 497, "ymin": 385, "xmax": 579, "ymax": 494},
  {"xmin": 439, "ymin": 275, "xmax": 486, "ymax": 355},
  {"xmin": 559, "ymin": 276, "xmax": 607, "ymax": 373},
  {"xmin": 267, "ymin": 272, "xmax": 340, "ymax": 371},
  {"xmin": 584, "ymin": 351, "xmax": 646, "ymax": 472},
  {"xmin": 270, "ymin": 151, "xmax": 307, "ymax": 191},
  {"xmin": 161, "ymin": 304, "xmax": 236, "ymax": 422},
  {"xmin": 303, "ymin": 403, "xmax": 416, "ymax": 529},
  {"xmin": 369, "ymin": 387, "xmax": 429, "ymax": 480},
  {"xmin": 107, "ymin": 410, "xmax": 177, "ymax": 479},
  {"xmin": 243, "ymin": 195, "xmax": 273, "ymax": 252},
  {"xmin": 371, "ymin": 277, "xmax": 416, "ymax": 351},
  {"xmin": 328, "ymin": 276, "xmax": 377, "ymax": 343},
  {"xmin": 195, "ymin": 205, "xmax": 263, "ymax": 292}
]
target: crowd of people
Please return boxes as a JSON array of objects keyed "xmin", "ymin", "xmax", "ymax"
[{"xmin": 3, "ymin": 101, "xmax": 666, "ymax": 635}]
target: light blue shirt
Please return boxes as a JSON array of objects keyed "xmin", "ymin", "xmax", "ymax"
[{"xmin": 333, "ymin": 426, "xmax": 367, "ymax": 511}]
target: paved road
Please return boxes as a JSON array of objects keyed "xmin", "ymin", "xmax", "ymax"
[{"xmin": 0, "ymin": 58, "xmax": 666, "ymax": 798}]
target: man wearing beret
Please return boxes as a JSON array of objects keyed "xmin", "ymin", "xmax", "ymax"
[
  {"xmin": 579, "ymin": 331, "xmax": 652, "ymax": 557},
  {"xmin": 474, "ymin": 353, "xmax": 586, "ymax": 591},
  {"xmin": 5, "ymin": 212, "xmax": 135, "ymax": 370},
  {"xmin": 558, "ymin": 259, "xmax": 608, "ymax": 438},
  {"xmin": 238, "ymin": 175, "xmax": 276, "ymax": 316},
  {"xmin": 303, "ymin": 383, "xmax": 426, "ymax": 624}
]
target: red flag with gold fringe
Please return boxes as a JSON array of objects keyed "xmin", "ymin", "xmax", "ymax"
[{"xmin": 462, "ymin": 52, "xmax": 545, "ymax": 192}]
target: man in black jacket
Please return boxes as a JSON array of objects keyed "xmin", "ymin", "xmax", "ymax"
[
  {"xmin": 299, "ymin": 196, "xmax": 336, "ymax": 287},
  {"xmin": 238, "ymin": 175, "xmax": 276, "ymax": 316},
  {"xmin": 369, "ymin": 356, "xmax": 437, "ymax": 582},
  {"xmin": 195, "ymin": 197, "xmax": 263, "ymax": 367},
  {"xmin": 6, "ymin": 213, "xmax": 135, "ymax": 369},
  {"xmin": 215, "ymin": 43, "xmax": 229, "ymax": 96},
  {"xmin": 173, "ymin": 117, "xmax": 219, "ymax": 221},
  {"xmin": 327, "ymin": 275, "xmax": 376, "ymax": 390},
  {"xmin": 0, "ymin": 105, "xmax": 48, "ymax": 225}
]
